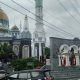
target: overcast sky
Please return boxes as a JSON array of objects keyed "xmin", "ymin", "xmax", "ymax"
[{"xmin": 0, "ymin": 0, "xmax": 80, "ymax": 45}]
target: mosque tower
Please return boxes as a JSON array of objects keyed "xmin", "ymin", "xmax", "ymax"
[
  {"xmin": 33, "ymin": 0, "xmax": 46, "ymax": 60},
  {"xmin": 21, "ymin": 15, "xmax": 31, "ymax": 39},
  {"xmin": 21, "ymin": 15, "xmax": 31, "ymax": 58}
]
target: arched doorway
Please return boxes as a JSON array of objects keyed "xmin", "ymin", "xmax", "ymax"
[
  {"xmin": 69, "ymin": 45, "xmax": 78, "ymax": 66},
  {"xmin": 22, "ymin": 45, "xmax": 29, "ymax": 59},
  {"xmin": 59, "ymin": 44, "xmax": 69, "ymax": 66},
  {"xmin": 13, "ymin": 45, "xmax": 19, "ymax": 56}
]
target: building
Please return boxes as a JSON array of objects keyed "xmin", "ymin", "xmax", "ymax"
[
  {"xmin": 50, "ymin": 37, "xmax": 80, "ymax": 79},
  {"xmin": 0, "ymin": 8, "xmax": 31, "ymax": 59},
  {"xmin": 33, "ymin": 0, "xmax": 46, "ymax": 60}
]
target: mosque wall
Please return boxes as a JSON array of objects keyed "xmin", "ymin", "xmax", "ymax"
[
  {"xmin": 50, "ymin": 37, "xmax": 80, "ymax": 58},
  {"xmin": 50, "ymin": 37, "xmax": 80, "ymax": 78}
]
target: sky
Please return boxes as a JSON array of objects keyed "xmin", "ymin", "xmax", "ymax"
[{"xmin": 0, "ymin": 0, "xmax": 80, "ymax": 46}]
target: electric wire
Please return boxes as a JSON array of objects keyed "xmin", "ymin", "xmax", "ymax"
[
  {"xmin": 10, "ymin": 0, "xmax": 77, "ymax": 37},
  {"xmin": 69, "ymin": 0, "xmax": 80, "ymax": 16},
  {"xmin": 27, "ymin": 0, "xmax": 80, "ymax": 31},
  {"xmin": 28, "ymin": 0, "xmax": 77, "ymax": 38},
  {"xmin": 74, "ymin": 0, "xmax": 80, "ymax": 13},
  {"xmin": 0, "ymin": 0, "xmax": 73, "ymax": 38},
  {"xmin": 57, "ymin": 0, "xmax": 80, "ymax": 25},
  {"xmin": 28, "ymin": 0, "xmax": 75, "ymax": 30},
  {"xmin": 0, "ymin": 0, "xmax": 78, "ymax": 38}
]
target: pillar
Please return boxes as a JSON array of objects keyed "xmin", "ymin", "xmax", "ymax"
[
  {"xmin": 58, "ymin": 55, "xmax": 61, "ymax": 66},
  {"xmin": 65, "ymin": 54, "xmax": 70, "ymax": 66},
  {"xmin": 39, "ymin": 42, "xmax": 42, "ymax": 60},
  {"xmin": 75, "ymin": 54, "xmax": 79, "ymax": 66},
  {"xmin": 34, "ymin": 44, "xmax": 37, "ymax": 57}
]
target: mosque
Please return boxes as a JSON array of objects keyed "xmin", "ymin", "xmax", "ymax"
[
  {"xmin": 0, "ymin": 0, "xmax": 46, "ymax": 61},
  {"xmin": 0, "ymin": 8, "xmax": 31, "ymax": 59}
]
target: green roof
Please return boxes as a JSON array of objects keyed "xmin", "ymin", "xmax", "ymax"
[{"xmin": 11, "ymin": 25, "xmax": 19, "ymax": 31}]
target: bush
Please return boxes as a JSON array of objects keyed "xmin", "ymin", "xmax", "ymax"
[{"xmin": 10, "ymin": 57, "xmax": 44, "ymax": 71}]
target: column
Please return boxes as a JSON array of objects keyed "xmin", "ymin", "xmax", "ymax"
[
  {"xmin": 58, "ymin": 55, "xmax": 61, "ymax": 66},
  {"xmin": 34, "ymin": 44, "xmax": 37, "ymax": 57},
  {"xmin": 65, "ymin": 54, "xmax": 70, "ymax": 66},
  {"xmin": 75, "ymin": 54, "xmax": 79, "ymax": 66},
  {"xmin": 34, "ymin": 43, "xmax": 36, "ymax": 57},
  {"xmin": 39, "ymin": 42, "xmax": 42, "ymax": 60},
  {"xmin": 35, "ymin": 47, "xmax": 37, "ymax": 57}
]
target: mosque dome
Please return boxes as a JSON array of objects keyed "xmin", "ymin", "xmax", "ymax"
[
  {"xmin": 0, "ymin": 8, "xmax": 8, "ymax": 20},
  {"xmin": 0, "ymin": 8, "xmax": 9, "ymax": 32},
  {"xmin": 11, "ymin": 25, "xmax": 19, "ymax": 31}
]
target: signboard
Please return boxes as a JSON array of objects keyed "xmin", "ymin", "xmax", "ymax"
[{"xmin": 27, "ymin": 62, "xmax": 33, "ymax": 66}]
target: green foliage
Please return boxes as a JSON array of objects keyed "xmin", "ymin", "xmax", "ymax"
[
  {"xmin": 11, "ymin": 59, "xmax": 27, "ymax": 71},
  {"xmin": 0, "ymin": 43, "xmax": 15, "ymax": 62},
  {"xmin": 45, "ymin": 47, "xmax": 50, "ymax": 59},
  {"xmin": 10, "ymin": 57, "xmax": 44, "ymax": 71}
]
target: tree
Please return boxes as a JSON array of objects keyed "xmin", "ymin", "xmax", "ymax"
[
  {"xmin": 0, "ymin": 43, "xmax": 16, "ymax": 62},
  {"xmin": 45, "ymin": 47, "xmax": 50, "ymax": 59}
]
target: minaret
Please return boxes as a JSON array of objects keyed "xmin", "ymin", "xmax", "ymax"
[
  {"xmin": 33, "ymin": 0, "xmax": 46, "ymax": 60},
  {"xmin": 21, "ymin": 15, "xmax": 31, "ymax": 58},
  {"xmin": 23, "ymin": 15, "xmax": 29, "ymax": 32},
  {"xmin": 21, "ymin": 15, "xmax": 31, "ymax": 39}
]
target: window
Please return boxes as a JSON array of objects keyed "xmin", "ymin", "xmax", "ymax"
[
  {"xmin": 19, "ymin": 72, "xmax": 31, "ymax": 79},
  {"xmin": 19, "ymin": 73, "xmax": 27, "ymax": 79},
  {"xmin": 35, "ymin": 34, "xmax": 38, "ymax": 38},
  {"xmin": 10, "ymin": 74, "xmax": 18, "ymax": 78},
  {"xmin": 31, "ymin": 72, "xmax": 39, "ymax": 77},
  {"xmin": 38, "ymin": 37, "xmax": 42, "ymax": 41}
]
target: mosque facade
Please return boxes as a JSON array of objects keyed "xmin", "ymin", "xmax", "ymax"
[{"xmin": 0, "ymin": 8, "xmax": 31, "ymax": 59}]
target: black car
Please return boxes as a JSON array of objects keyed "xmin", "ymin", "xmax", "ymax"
[{"xmin": 8, "ymin": 69, "xmax": 54, "ymax": 80}]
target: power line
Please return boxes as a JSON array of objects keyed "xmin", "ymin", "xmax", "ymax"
[
  {"xmin": 46, "ymin": 27, "xmax": 74, "ymax": 38},
  {"xmin": 74, "ymin": 0, "xmax": 80, "ymax": 13},
  {"xmin": 43, "ymin": 9, "xmax": 74, "ymax": 29},
  {"xmin": 36, "ymin": 0, "xmax": 80, "ymax": 31},
  {"xmin": 69, "ymin": 0, "xmax": 80, "ymax": 17},
  {"xmin": 28, "ymin": 0, "xmax": 75, "ymax": 31},
  {"xmin": 57, "ymin": 0, "xmax": 80, "ymax": 25},
  {"xmin": 10, "ymin": 0, "xmax": 77, "ymax": 37},
  {"xmin": 0, "ymin": 0, "xmax": 77, "ymax": 37}
]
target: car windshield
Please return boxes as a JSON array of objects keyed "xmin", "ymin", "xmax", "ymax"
[
  {"xmin": 10, "ymin": 74, "xmax": 18, "ymax": 78},
  {"xmin": 31, "ymin": 72, "xmax": 40, "ymax": 77},
  {"xmin": 19, "ymin": 73, "xmax": 27, "ymax": 79}
]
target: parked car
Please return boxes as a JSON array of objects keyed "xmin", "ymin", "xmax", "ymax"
[
  {"xmin": 8, "ymin": 69, "xmax": 54, "ymax": 80},
  {"xmin": 0, "ymin": 70, "xmax": 7, "ymax": 80}
]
